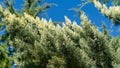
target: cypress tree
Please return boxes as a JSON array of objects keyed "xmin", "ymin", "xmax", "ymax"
[{"xmin": 1, "ymin": 0, "xmax": 120, "ymax": 68}]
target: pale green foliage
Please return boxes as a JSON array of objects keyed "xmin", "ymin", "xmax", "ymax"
[
  {"xmin": 23, "ymin": 0, "xmax": 52, "ymax": 17},
  {"xmin": 108, "ymin": 37, "xmax": 120, "ymax": 68},
  {"xmin": 0, "ymin": 6, "xmax": 120, "ymax": 68},
  {"xmin": 93, "ymin": 0, "xmax": 120, "ymax": 25},
  {"xmin": 3, "ymin": 0, "xmax": 52, "ymax": 17},
  {"xmin": 1, "ymin": 0, "xmax": 120, "ymax": 67},
  {"xmin": 0, "ymin": 42, "xmax": 12, "ymax": 68},
  {"xmin": 0, "ymin": 6, "xmax": 12, "ymax": 68}
]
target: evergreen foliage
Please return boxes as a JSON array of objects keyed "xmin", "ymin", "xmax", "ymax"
[
  {"xmin": 3, "ymin": 0, "xmax": 53, "ymax": 18},
  {"xmin": 0, "ymin": 6, "xmax": 120, "ymax": 68},
  {"xmin": 0, "ymin": 6, "xmax": 12, "ymax": 68},
  {"xmin": 0, "ymin": 0, "xmax": 120, "ymax": 68},
  {"xmin": 93, "ymin": 0, "xmax": 120, "ymax": 25},
  {"xmin": 23, "ymin": 0, "xmax": 53, "ymax": 17}
]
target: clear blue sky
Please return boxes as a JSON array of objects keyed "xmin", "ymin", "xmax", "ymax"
[{"xmin": 0, "ymin": 0, "xmax": 119, "ymax": 36}]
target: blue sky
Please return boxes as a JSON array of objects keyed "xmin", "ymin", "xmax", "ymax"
[{"xmin": 0, "ymin": 0, "xmax": 119, "ymax": 36}]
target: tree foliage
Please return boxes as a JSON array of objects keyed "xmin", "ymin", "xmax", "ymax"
[
  {"xmin": 0, "ymin": 0, "xmax": 120, "ymax": 68},
  {"xmin": 3, "ymin": 0, "xmax": 53, "ymax": 18},
  {"xmin": 0, "ymin": 6, "xmax": 120, "ymax": 68},
  {"xmin": 0, "ymin": 6, "xmax": 12, "ymax": 68},
  {"xmin": 93, "ymin": 0, "xmax": 120, "ymax": 25}
]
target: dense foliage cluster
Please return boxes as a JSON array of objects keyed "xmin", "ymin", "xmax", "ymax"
[
  {"xmin": 0, "ymin": 6, "xmax": 13, "ymax": 68},
  {"xmin": 93, "ymin": 0, "xmax": 120, "ymax": 25},
  {"xmin": 0, "ymin": 0, "xmax": 120, "ymax": 68},
  {"xmin": 0, "ymin": 5, "xmax": 120, "ymax": 68}
]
